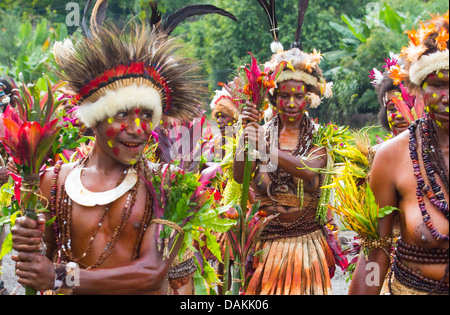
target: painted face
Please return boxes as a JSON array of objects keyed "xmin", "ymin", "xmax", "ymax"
[
  {"xmin": 275, "ymin": 80, "xmax": 308, "ymax": 123},
  {"xmin": 215, "ymin": 111, "xmax": 236, "ymax": 131},
  {"xmin": 95, "ymin": 107, "xmax": 153, "ymax": 165},
  {"xmin": 422, "ymin": 69, "xmax": 449, "ymax": 131},
  {"xmin": 384, "ymin": 90, "xmax": 409, "ymax": 136}
]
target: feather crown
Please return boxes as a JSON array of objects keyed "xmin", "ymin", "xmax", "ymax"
[
  {"xmin": 53, "ymin": 1, "xmax": 236, "ymax": 129},
  {"xmin": 210, "ymin": 88, "xmax": 238, "ymax": 120},
  {"xmin": 53, "ymin": 20, "xmax": 206, "ymax": 129},
  {"xmin": 396, "ymin": 11, "xmax": 449, "ymax": 89},
  {"xmin": 257, "ymin": 0, "xmax": 332, "ymax": 108}
]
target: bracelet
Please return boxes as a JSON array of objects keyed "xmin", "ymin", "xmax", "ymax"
[
  {"xmin": 360, "ymin": 236, "xmax": 393, "ymax": 250},
  {"xmin": 53, "ymin": 262, "xmax": 79, "ymax": 295}
]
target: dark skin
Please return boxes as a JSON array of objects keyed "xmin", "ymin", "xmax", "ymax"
[
  {"xmin": 234, "ymin": 80, "xmax": 329, "ymax": 217},
  {"xmin": 349, "ymin": 70, "xmax": 449, "ymax": 295},
  {"xmin": 11, "ymin": 107, "xmax": 183, "ymax": 295},
  {"xmin": 384, "ymin": 90, "xmax": 409, "ymax": 136}
]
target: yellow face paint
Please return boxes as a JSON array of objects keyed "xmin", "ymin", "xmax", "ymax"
[
  {"xmin": 292, "ymin": 88, "xmax": 296, "ymax": 92},
  {"xmin": 437, "ymin": 71, "xmax": 444, "ymax": 79},
  {"xmin": 135, "ymin": 118, "xmax": 141, "ymax": 128},
  {"xmin": 289, "ymin": 117, "xmax": 295, "ymax": 122},
  {"xmin": 130, "ymin": 159, "xmax": 137, "ymax": 165},
  {"xmin": 108, "ymin": 140, "xmax": 114, "ymax": 148},
  {"xmin": 423, "ymin": 82, "xmax": 428, "ymax": 89},
  {"xmin": 108, "ymin": 117, "xmax": 114, "ymax": 124},
  {"xmin": 433, "ymin": 93, "xmax": 438, "ymax": 98}
]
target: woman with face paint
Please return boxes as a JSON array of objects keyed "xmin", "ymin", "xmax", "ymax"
[
  {"xmin": 350, "ymin": 12, "xmax": 449, "ymax": 295},
  {"xmin": 233, "ymin": 1, "xmax": 336, "ymax": 295},
  {"xmin": 371, "ymin": 56, "xmax": 412, "ymax": 139},
  {"xmin": 9, "ymin": 20, "xmax": 205, "ymax": 294}
]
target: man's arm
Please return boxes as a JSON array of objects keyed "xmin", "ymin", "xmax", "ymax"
[{"xmin": 13, "ymin": 222, "xmax": 183, "ymax": 295}]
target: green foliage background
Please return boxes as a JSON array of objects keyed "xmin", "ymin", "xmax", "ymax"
[{"xmin": 1, "ymin": 0, "xmax": 448, "ymax": 127}]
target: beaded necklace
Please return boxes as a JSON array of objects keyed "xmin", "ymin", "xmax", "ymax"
[
  {"xmin": 266, "ymin": 113, "xmax": 314, "ymax": 195},
  {"xmin": 409, "ymin": 116, "xmax": 449, "ymax": 241},
  {"xmin": 52, "ymin": 157, "xmax": 153, "ymax": 269}
]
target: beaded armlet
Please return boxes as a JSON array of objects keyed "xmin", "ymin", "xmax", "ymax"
[{"xmin": 360, "ymin": 235, "xmax": 393, "ymax": 259}]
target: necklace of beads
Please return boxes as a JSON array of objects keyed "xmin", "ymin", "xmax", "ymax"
[
  {"xmin": 53, "ymin": 157, "xmax": 152, "ymax": 269},
  {"xmin": 266, "ymin": 113, "xmax": 314, "ymax": 189},
  {"xmin": 409, "ymin": 116, "xmax": 449, "ymax": 241}
]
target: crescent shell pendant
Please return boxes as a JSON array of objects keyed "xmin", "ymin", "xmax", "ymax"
[{"xmin": 64, "ymin": 166, "xmax": 138, "ymax": 207}]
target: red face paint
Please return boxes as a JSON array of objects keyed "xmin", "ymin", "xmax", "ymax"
[
  {"xmin": 120, "ymin": 123, "xmax": 128, "ymax": 132},
  {"xmin": 299, "ymin": 100, "xmax": 307, "ymax": 111},
  {"xmin": 113, "ymin": 147, "xmax": 120, "ymax": 156},
  {"xmin": 134, "ymin": 108, "xmax": 141, "ymax": 115},
  {"xmin": 106, "ymin": 126, "xmax": 118, "ymax": 138},
  {"xmin": 142, "ymin": 122, "xmax": 148, "ymax": 131},
  {"xmin": 282, "ymin": 85, "xmax": 286, "ymax": 90},
  {"xmin": 279, "ymin": 100, "xmax": 284, "ymax": 107},
  {"xmin": 137, "ymin": 129, "xmax": 142, "ymax": 135}
]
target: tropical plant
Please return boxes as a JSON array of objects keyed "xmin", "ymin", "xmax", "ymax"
[
  {"xmin": 224, "ymin": 202, "xmax": 275, "ymax": 295},
  {"xmin": 325, "ymin": 162, "xmax": 399, "ymax": 258},
  {"xmin": 0, "ymin": 15, "xmax": 68, "ymax": 83},
  {"xmin": 0, "ymin": 74, "xmax": 68, "ymax": 295}
]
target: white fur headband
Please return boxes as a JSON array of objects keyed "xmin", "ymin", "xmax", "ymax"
[
  {"xmin": 76, "ymin": 84, "xmax": 162, "ymax": 129},
  {"xmin": 409, "ymin": 50, "xmax": 449, "ymax": 85},
  {"xmin": 276, "ymin": 70, "xmax": 318, "ymax": 87}
]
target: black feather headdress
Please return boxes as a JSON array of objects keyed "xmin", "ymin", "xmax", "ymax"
[
  {"xmin": 53, "ymin": 0, "xmax": 223, "ymax": 128},
  {"xmin": 256, "ymin": 0, "xmax": 333, "ymax": 108},
  {"xmin": 292, "ymin": 0, "xmax": 310, "ymax": 50},
  {"xmin": 147, "ymin": 2, "xmax": 237, "ymax": 35}
]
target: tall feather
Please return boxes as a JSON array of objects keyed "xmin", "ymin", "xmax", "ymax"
[
  {"xmin": 161, "ymin": 5, "xmax": 237, "ymax": 35},
  {"xmin": 291, "ymin": 0, "xmax": 310, "ymax": 50},
  {"xmin": 148, "ymin": 1, "xmax": 162, "ymax": 29},
  {"xmin": 82, "ymin": 0, "xmax": 94, "ymax": 38},
  {"xmin": 256, "ymin": 0, "xmax": 278, "ymax": 42},
  {"xmin": 90, "ymin": 0, "xmax": 109, "ymax": 36}
]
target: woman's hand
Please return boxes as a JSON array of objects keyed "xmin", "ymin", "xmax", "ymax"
[{"xmin": 240, "ymin": 101, "xmax": 261, "ymax": 126}]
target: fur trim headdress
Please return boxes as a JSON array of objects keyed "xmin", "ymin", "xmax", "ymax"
[
  {"xmin": 257, "ymin": 0, "xmax": 333, "ymax": 108},
  {"xmin": 389, "ymin": 11, "xmax": 449, "ymax": 90},
  {"xmin": 53, "ymin": 0, "xmax": 237, "ymax": 129},
  {"xmin": 210, "ymin": 88, "xmax": 239, "ymax": 120}
]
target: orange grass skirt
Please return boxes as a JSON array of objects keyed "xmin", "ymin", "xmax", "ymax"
[{"xmin": 246, "ymin": 229, "xmax": 333, "ymax": 295}]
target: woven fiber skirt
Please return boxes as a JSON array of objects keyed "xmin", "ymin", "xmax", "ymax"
[{"xmin": 246, "ymin": 229, "xmax": 333, "ymax": 295}]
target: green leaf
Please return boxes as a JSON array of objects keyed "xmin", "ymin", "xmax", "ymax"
[
  {"xmin": 193, "ymin": 268, "xmax": 208, "ymax": 295},
  {"xmin": 379, "ymin": 206, "xmax": 400, "ymax": 219},
  {"xmin": 0, "ymin": 232, "xmax": 12, "ymax": 261}
]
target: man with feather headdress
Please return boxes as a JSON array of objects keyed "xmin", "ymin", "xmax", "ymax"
[{"xmin": 10, "ymin": 0, "xmax": 237, "ymax": 295}]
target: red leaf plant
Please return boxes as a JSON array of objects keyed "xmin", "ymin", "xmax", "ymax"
[{"xmin": 0, "ymin": 74, "xmax": 67, "ymax": 295}]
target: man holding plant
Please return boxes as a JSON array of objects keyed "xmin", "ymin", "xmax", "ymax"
[{"xmin": 10, "ymin": 22, "xmax": 204, "ymax": 295}]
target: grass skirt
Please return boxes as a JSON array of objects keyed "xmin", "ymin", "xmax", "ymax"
[{"xmin": 246, "ymin": 229, "xmax": 333, "ymax": 295}]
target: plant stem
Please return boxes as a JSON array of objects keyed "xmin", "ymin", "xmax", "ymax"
[{"xmin": 223, "ymin": 243, "xmax": 230, "ymax": 295}]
